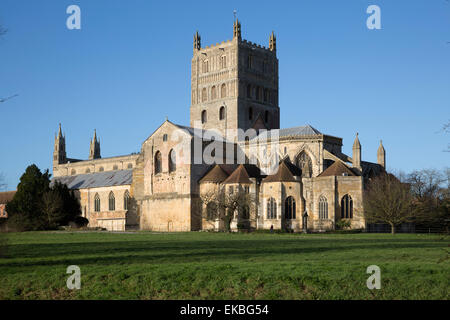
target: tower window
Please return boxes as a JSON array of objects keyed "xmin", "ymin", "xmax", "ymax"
[
  {"xmin": 221, "ymin": 83, "xmax": 226, "ymax": 98},
  {"xmin": 201, "ymin": 110, "xmax": 207, "ymax": 124},
  {"xmin": 264, "ymin": 88, "xmax": 269, "ymax": 102},
  {"xmin": 220, "ymin": 56, "xmax": 227, "ymax": 69},
  {"xmin": 247, "ymin": 84, "xmax": 252, "ymax": 98},
  {"xmin": 248, "ymin": 107, "xmax": 253, "ymax": 120},
  {"xmin": 202, "ymin": 88, "xmax": 207, "ymax": 102},
  {"xmin": 163, "ymin": 134, "xmax": 168, "ymax": 142},
  {"xmin": 247, "ymin": 55, "xmax": 253, "ymax": 69},
  {"xmin": 256, "ymin": 87, "xmax": 261, "ymax": 101},
  {"xmin": 265, "ymin": 110, "xmax": 269, "ymax": 123},
  {"xmin": 203, "ymin": 60, "xmax": 209, "ymax": 73},
  {"xmin": 219, "ymin": 106, "xmax": 225, "ymax": 120},
  {"xmin": 211, "ymin": 86, "xmax": 216, "ymax": 100}
]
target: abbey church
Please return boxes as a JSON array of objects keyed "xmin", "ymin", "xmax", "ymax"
[{"xmin": 53, "ymin": 20, "xmax": 386, "ymax": 232}]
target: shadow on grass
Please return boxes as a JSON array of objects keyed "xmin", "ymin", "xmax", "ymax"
[{"xmin": 1, "ymin": 237, "xmax": 446, "ymax": 269}]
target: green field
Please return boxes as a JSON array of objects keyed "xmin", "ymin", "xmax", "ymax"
[{"xmin": 0, "ymin": 231, "xmax": 448, "ymax": 300}]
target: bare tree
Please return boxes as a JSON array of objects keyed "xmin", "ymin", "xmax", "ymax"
[
  {"xmin": 200, "ymin": 186, "xmax": 255, "ymax": 232},
  {"xmin": 363, "ymin": 173, "xmax": 415, "ymax": 234}
]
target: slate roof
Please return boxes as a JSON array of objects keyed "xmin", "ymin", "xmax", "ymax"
[
  {"xmin": 318, "ymin": 161, "xmax": 358, "ymax": 177},
  {"xmin": 250, "ymin": 124, "xmax": 322, "ymax": 141},
  {"xmin": 53, "ymin": 170, "xmax": 133, "ymax": 190},
  {"xmin": 0, "ymin": 191, "xmax": 16, "ymax": 204},
  {"xmin": 263, "ymin": 161, "xmax": 298, "ymax": 183}
]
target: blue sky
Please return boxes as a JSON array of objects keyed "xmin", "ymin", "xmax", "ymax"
[{"xmin": 0, "ymin": 0, "xmax": 449, "ymax": 190}]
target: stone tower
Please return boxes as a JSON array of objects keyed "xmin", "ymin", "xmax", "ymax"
[
  {"xmin": 190, "ymin": 20, "xmax": 280, "ymax": 138},
  {"xmin": 53, "ymin": 123, "xmax": 67, "ymax": 167},
  {"xmin": 89, "ymin": 129, "xmax": 101, "ymax": 160},
  {"xmin": 377, "ymin": 140, "xmax": 385, "ymax": 168}
]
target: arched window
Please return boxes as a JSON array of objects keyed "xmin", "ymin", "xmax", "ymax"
[
  {"xmin": 267, "ymin": 198, "xmax": 277, "ymax": 219},
  {"xmin": 341, "ymin": 195, "xmax": 353, "ymax": 219},
  {"xmin": 201, "ymin": 110, "xmax": 207, "ymax": 124},
  {"xmin": 247, "ymin": 84, "xmax": 252, "ymax": 98},
  {"xmin": 248, "ymin": 107, "xmax": 253, "ymax": 120},
  {"xmin": 94, "ymin": 193, "xmax": 100, "ymax": 212},
  {"xmin": 264, "ymin": 88, "xmax": 269, "ymax": 102},
  {"xmin": 154, "ymin": 151, "xmax": 162, "ymax": 174},
  {"xmin": 85, "ymin": 168, "xmax": 91, "ymax": 174},
  {"xmin": 255, "ymin": 87, "xmax": 261, "ymax": 101},
  {"xmin": 169, "ymin": 149, "xmax": 176, "ymax": 173},
  {"xmin": 284, "ymin": 196, "xmax": 296, "ymax": 219},
  {"xmin": 211, "ymin": 86, "xmax": 216, "ymax": 100},
  {"xmin": 203, "ymin": 60, "xmax": 209, "ymax": 73},
  {"xmin": 124, "ymin": 190, "xmax": 130, "ymax": 210},
  {"xmin": 163, "ymin": 134, "xmax": 168, "ymax": 142},
  {"xmin": 319, "ymin": 196, "xmax": 328, "ymax": 219},
  {"xmin": 221, "ymin": 83, "xmax": 226, "ymax": 98},
  {"xmin": 219, "ymin": 106, "xmax": 225, "ymax": 120},
  {"xmin": 109, "ymin": 192, "xmax": 115, "ymax": 211},
  {"xmin": 220, "ymin": 55, "xmax": 227, "ymax": 69},
  {"xmin": 202, "ymin": 88, "xmax": 207, "ymax": 102},
  {"xmin": 296, "ymin": 152, "xmax": 313, "ymax": 178},
  {"xmin": 127, "ymin": 163, "xmax": 133, "ymax": 169},
  {"xmin": 265, "ymin": 110, "xmax": 269, "ymax": 123}
]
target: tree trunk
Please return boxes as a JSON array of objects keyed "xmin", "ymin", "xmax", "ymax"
[{"xmin": 390, "ymin": 223, "xmax": 395, "ymax": 235}]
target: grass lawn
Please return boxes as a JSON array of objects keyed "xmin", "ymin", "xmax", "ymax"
[{"xmin": 0, "ymin": 231, "xmax": 448, "ymax": 300}]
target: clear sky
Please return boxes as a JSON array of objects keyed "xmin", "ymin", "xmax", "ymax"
[{"xmin": 0, "ymin": 0, "xmax": 449, "ymax": 190}]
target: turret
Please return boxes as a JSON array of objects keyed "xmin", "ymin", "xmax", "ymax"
[
  {"xmin": 269, "ymin": 31, "xmax": 276, "ymax": 52},
  {"xmin": 377, "ymin": 140, "xmax": 386, "ymax": 168},
  {"xmin": 233, "ymin": 19, "xmax": 241, "ymax": 41},
  {"xmin": 53, "ymin": 123, "xmax": 67, "ymax": 166},
  {"xmin": 193, "ymin": 31, "xmax": 201, "ymax": 51},
  {"xmin": 89, "ymin": 129, "xmax": 101, "ymax": 160},
  {"xmin": 352, "ymin": 133, "xmax": 361, "ymax": 170}
]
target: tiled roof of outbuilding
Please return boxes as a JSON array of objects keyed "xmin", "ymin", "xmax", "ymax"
[
  {"xmin": 199, "ymin": 165, "xmax": 230, "ymax": 183},
  {"xmin": 0, "ymin": 191, "xmax": 16, "ymax": 204},
  {"xmin": 318, "ymin": 161, "xmax": 357, "ymax": 177},
  {"xmin": 263, "ymin": 161, "xmax": 298, "ymax": 183},
  {"xmin": 223, "ymin": 165, "xmax": 252, "ymax": 184}
]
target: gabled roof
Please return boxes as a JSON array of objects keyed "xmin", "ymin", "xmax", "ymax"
[
  {"xmin": 199, "ymin": 165, "xmax": 230, "ymax": 184},
  {"xmin": 263, "ymin": 160, "xmax": 298, "ymax": 183},
  {"xmin": 223, "ymin": 164, "xmax": 252, "ymax": 184},
  {"xmin": 318, "ymin": 161, "xmax": 358, "ymax": 177},
  {"xmin": 53, "ymin": 170, "xmax": 133, "ymax": 190},
  {"xmin": 0, "ymin": 191, "xmax": 16, "ymax": 204}
]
